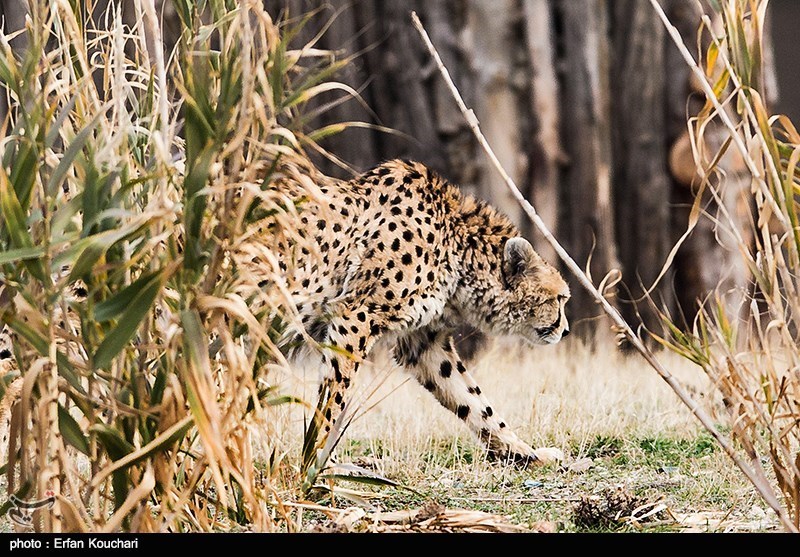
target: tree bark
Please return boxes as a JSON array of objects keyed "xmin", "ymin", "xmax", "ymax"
[
  {"xmin": 465, "ymin": 0, "xmax": 526, "ymax": 226},
  {"xmin": 556, "ymin": 0, "xmax": 619, "ymax": 339},
  {"xmin": 521, "ymin": 0, "xmax": 562, "ymax": 264},
  {"xmin": 610, "ymin": 0, "xmax": 671, "ymax": 334},
  {"xmin": 665, "ymin": 0, "xmax": 763, "ymax": 327}
]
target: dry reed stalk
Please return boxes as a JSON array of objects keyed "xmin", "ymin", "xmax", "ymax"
[
  {"xmin": 649, "ymin": 0, "xmax": 800, "ymax": 529},
  {"xmin": 0, "ymin": 0, "xmax": 360, "ymax": 532},
  {"xmin": 410, "ymin": 10, "xmax": 797, "ymax": 533}
]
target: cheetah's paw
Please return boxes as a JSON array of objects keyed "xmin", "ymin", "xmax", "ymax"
[
  {"xmin": 489, "ymin": 438, "xmax": 563, "ymax": 468},
  {"xmin": 531, "ymin": 446, "xmax": 564, "ymax": 465}
]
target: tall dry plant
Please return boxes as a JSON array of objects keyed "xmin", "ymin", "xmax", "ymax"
[
  {"xmin": 653, "ymin": 0, "xmax": 800, "ymax": 528},
  {"xmin": 0, "ymin": 0, "xmax": 354, "ymax": 532}
]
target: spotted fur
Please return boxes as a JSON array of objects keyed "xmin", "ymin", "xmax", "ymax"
[{"xmin": 283, "ymin": 159, "xmax": 571, "ymax": 466}]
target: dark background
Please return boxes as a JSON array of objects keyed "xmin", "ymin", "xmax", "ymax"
[{"xmin": 772, "ymin": 0, "xmax": 800, "ymax": 122}]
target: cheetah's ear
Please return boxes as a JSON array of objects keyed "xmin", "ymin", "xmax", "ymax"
[{"xmin": 503, "ymin": 237, "xmax": 541, "ymax": 281}]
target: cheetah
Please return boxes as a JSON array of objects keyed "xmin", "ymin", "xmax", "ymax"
[
  {"xmin": 284, "ymin": 159, "xmax": 571, "ymax": 466},
  {"xmin": 0, "ymin": 159, "xmax": 571, "ymax": 467}
]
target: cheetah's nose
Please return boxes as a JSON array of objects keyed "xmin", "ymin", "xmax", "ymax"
[{"xmin": 562, "ymin": 328, "xmax": 570, "ymax": 338}]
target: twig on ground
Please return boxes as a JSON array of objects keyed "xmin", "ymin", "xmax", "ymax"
[
  {"xmin": 409, "ymin": 10, "xmax": 797, "ymax": 533},
  {"xmin": 451, "ymin": 496, "xmax": 581, "ymax": 503}
]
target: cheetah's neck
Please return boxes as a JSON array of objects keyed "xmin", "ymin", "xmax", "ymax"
[{"xmin": 448, "ymin": 194, "xmax": 519, "ymax": 331}]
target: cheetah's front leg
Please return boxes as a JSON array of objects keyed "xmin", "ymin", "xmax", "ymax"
[{"xmin": 394, "ymin": 329, "xmax": 563, "ymax": 467}]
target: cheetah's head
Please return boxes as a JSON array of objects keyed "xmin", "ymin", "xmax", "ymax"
[{"xmin": 498, "ymin": 237, "xmax": 570, "ymax": 345}]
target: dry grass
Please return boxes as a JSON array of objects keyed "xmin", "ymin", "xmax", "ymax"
[
  {"xmin": 345, "ymin": 341, "xmax": 711, "ymax": 465},
  {"xmin": 266, "ymin": 338, "xmax": 782, "ymax": 532},
  {"xmin": 0, "ymin": 0, "xmax": 350, "ymax": 532},
  {"xmin": 652, "ymin": 0, "xmax": 800, "ymax": 530},
  {"xmin": 277, "ymin": 338, "xmax": 713, "ymax": 464}
]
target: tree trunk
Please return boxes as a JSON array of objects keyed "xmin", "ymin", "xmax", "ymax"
[
  {"xmin": 521, "ymin": 0, "xmax": 562, "ymax": 264},
  {"xmin": 665, "ymin": 0, "xmax": 767, "ymax": 328},
  {"xmin": 465, "ymin": 0, "xmax": 526, "ymax": 226},
  {"xmin": 610, "ymin": 0, "xmax": 672, "ymax": 335},
  {"xmin": 556, "ymin": 0, "xmax": 619, "ymax": 339}
]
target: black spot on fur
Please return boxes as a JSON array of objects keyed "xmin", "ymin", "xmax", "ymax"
[
  {"xmin": 308, "ymin": 318, "xmax": 328, "ymax": 343},
  {"xmin": 0, "ymin": 348, "xmax": 10, "ymax": 359},
  {"xmin": 394, "ymin": 331, "xmax": 432, "ymax": 367},
  {"xmin": 424, "ymin": 380, "xmax": 436, "ymax": 392},
  {"xmin": 457, "ymin": 405, "xmax": 470, "ymax": 420},
  {"xmin": 440, "ymin": 361, "xmax": 452, "ymax": 378}
]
